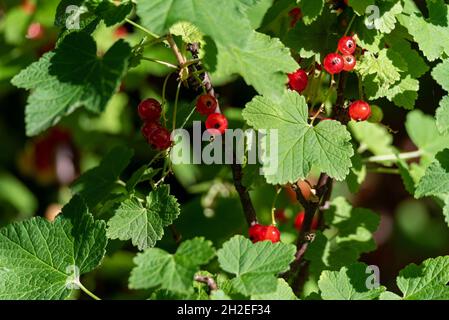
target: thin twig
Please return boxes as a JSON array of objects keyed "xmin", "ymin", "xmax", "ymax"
[{"xmin": 186, "ymin": 42, "xmax": 257, "ymax": 226}]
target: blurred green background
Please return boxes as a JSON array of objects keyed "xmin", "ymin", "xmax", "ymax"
[{"xmin": 0, "ymin": 0, "xmax": 448, "ymax": 299}]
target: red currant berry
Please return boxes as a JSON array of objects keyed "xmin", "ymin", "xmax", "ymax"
[
  {"xmin": 21, "ymin": 0, "xmax": 36, "ymax": 14},
  {"xmin": 323, "ymin": 53, "xmax": 344, "ymax": 75},
  {"xmin": 114, "ymin": 26, "xmax": 128, "ymax": 39},
  {"xmin": 342, "ymin": 54, "xmax": 356, "ymax": 71},
  {"xmin": 141, "ymin": 121, "xmax": 160, "ymax": 139},
  {"xmin": 288, "ymin": 8, "xmax": 302, "ymax": 28},
  {"xmin": 249, "ymin": 224, "xmax": 266, "ymax": 243},
  {"xmin": 264, "ymin": 226, "xmax": 281, "ymax": 243},
  {"xmin": 288, "ymin": 69, "xmax": 308, "ymax": 93},
  {"xmin": 294, "ymin": 212, "xmax": 305, "ymax": 231},
  {"xmin": 205, "ymin": 113, "xmax": 228, "ymax": 135},
  {"xmin": 148, "ymin": 126, "xmax": 172, "ymax": 150},
  {"xmin": 27, "ymin": 22, "xmax": 44, "ymax": 40},
  {"xmin": 196, "ymin": 94, "xmax": 218, "ymax": 115},
  {"xmin": 294, "ymin": 212, "xmax": 319, "ymax": 231},
  {"xmin": 349, "ymin": 100, "xmax": 371, "ymax": 122},
  {"xmin": 338, "ymin": 36, "xmax": 356, "ymax": 55},
  {"xmin": 138, "ymin": 98, "xmax": 162, "ymax": 121}
]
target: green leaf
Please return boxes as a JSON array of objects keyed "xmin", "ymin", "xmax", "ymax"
[
  {"xmin": 211, "ymin": 32, "xmax": 297, "ymax": 102},
  {"xmin": 405, "ymin": 110, "xmax": 449, "ymax": 165},
  {"xmin": 350, "ymin": 121, "xmax": 396, "ymax": 157},
  {"xmin": 324, "ymin": 198, "xmax": 379, "ymax": 265},
  {"xmin": 372, "ymin": 1, "xmax": 403, "ymax": 34},
  {"xmin": 297, "ymin": 0, "xmax": 324, "ymax": 25},
  {"xmin": 415, "ymin": 149, "xmax": 449, "ymax": 226},
  {"xmin": 129, "ymin": 237, "xmax": 215, "ymax": 294},
  {"xmin": 349, "ymin": 0, "xmax": 375, "ymax": 16},
  {"xmin": 436, "ymin": 96, "xmax": 449, "ymax": 135},
  {"xmin": 94, "ymin": 0, "xmax": 133, "ymax": 26},
  {"xmin": 318, "ymin": 263, "xmax": 385, "ymax": 300},
  {"xmin": 285, "ymin": 8, "xmax": 339, "ymax": 61},
  {"xmin": 0, "ymin": 196, "xmax": 107, "ymax": 300},
  {"xmin": 251, "ymin": 279, "xmax": 298, "ymax": 300},
  {"xmin": 242, "ymin": 91, "xmax": 354, "ymax": 184},
  {"xmin": 107, "ymin": 185, "xmax": 181, "ymax": 250},
  {"xmin": 399, "ymin": 0, "xmax": 449, "ymax": 61},
  {"xmin": 136, "ymin": 0, "xmax": 297, "ymax": 101},
  {"xmin": 346, "ymin": 153, "xmax": 367, "ymax": 194},
  {"xmin": 71, "ymin": 146, "xmax": 133, "ymax": 208},
  {"xmin": 415, "ymin": 149, "xmax": 449, "ymax": 199},
  {"xmin": 11, "ymin": 33, "xmax": 131, "ymax": 136},
  {"xmin": 216, "ymin": 235, "xmax": 296, "ymax": 296},
  {"xmin": 432, "ymin": 59, "xmax": 449, "ymax": 92},
  {"xmin": 397, "ymin": 256, "xmax": 449, "ymax": 300}
]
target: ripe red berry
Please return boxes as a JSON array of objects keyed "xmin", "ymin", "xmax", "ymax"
[
  {"xmin": 349, "ymin": 100, "xmax": 371, "ymax": 121},
  {"xmin": 288, "ymin": 69, "xmax": 308, "ymax": 93},
  {"xmin": 27, "ymin": 22, "xmax": 44, "ymax": 40},
  {"xmin": 288, "ymin": 8, "xmax": 302, "ymax": 28},
  {"xmin": 342, "ymin": 54, "xmax": 356, "ymax": 71},
  {"xmin": 114, "ymin": 26, "xmax": 128, "ymax": 39},
  {"xmin": 141, "ymin": 121, "xmax": 160, "ymax": 139},
  {"xmin": 338, "ymin": 36, "xmax": 356, "ymax": 55},
  {"xmin": 138, "ymin": 98, "xmax": 162, "ymax": 121},
  {"xmin": 264, "ymin": 226, "xmax": 281, "ymax": 243},
  {"xmin": 148, "ymin": 126, "xmax": 172, "ymax": 150},
  {"xmin": 294, "ymin": 211, "xmax": 319, "ymax": 231},
  {"xmin": 21, "ymin": 0, "xmax": 36, "ymax": 14},
  {"xmin": 205, "ymin": 113, "xmax": 228, "ymax": 135},
  {"xmin": 196, "ymin": 94, "xmax": 218, "ymax": 115},
  {"xmin": 323, "ymin": 53, "xmax": 344, "ymax": 75},
  {"xmin": 249, "ymin": 224, "xmax": 266, "ymax": 243}
]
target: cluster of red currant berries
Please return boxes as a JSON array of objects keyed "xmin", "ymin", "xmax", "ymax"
[
  {"xmin": 249, "ymin": 223, "xmax": 281, "ymax": 243},
  {"xmin": 138, "ymin": 99, "xmax": 172, "ymax": 150},
  {"xmin": 195, "ymin": 94, "xmax": 228, "ymax": 135},
  {"xmin": 324, "ymin": 35, "xmax": 357, "ymax": 75}
]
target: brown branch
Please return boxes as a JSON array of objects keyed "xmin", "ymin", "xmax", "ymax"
[
  {"xmin": 194, "ymin": 275, "xmax": 218, "ymax": 291},
  {"xmin": 185, "ymin": 43, "xmax": 257, "ymax": 227},
  {"xmin": 332, "ymin": 72, "xmax": 350, "ymax": 124}
]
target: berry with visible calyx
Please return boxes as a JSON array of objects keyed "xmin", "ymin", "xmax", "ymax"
[
  {"xmin": 288, "ymin": 69, "xmax": 308, "ymax": 93},
  {"xmin": 323, "ymin": 53, "xmax": 344, "ymax": 74},
  {"xmin": 342, "ymin": 54, "xmax": 356, "ymax": 71},
  {"xmin": 205, "ymin": 113, "xmax": 228, "ymax": 135},
  {"xmin": 349, "ymin": 100, "xmax": 371, "ymax": 121},
  {"xmin": 27, "ymin": 22, "xmax": 44, "ymax": 40},
  {"xmin": 264, "ymin": 226, "xmax": 281, "ymax": 243},
  {"xmin": 138, "ymin": 98, "xmax": 162, "ymax": 121},
  {"xmin": 148, "ymin": 126, "xmax": 172, "ymax": 150},
  {"xmin": 141, "ymin": 121, "xmax": 160, "ymax": 139},
  {"xmin": 196, "ymin": 94, "xmax": 218, "ymax": 115},
  {"xmin": 338, "ymin": 36, "xmax": 356, "ymax": 55},
  {"xmin": 249, "ymin": 224, "xmax": 266, "ymax": 243}
]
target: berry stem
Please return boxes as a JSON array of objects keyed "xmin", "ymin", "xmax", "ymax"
[
  {"xmin": 172, "ymin": 80, "xmax": 182, "ymax": 131},
  {"xmin": 161, "ymin": 73, "xmax": 172, "ymax": 126},
  {"xmin": 77, "ymin": 281, "xmax": 102, "ymax": 301},
  {"xmin": 343, "ymin": 14, "xmax": 356, "ymax": 37},
  {"xmin": 141, "ymin": 56, "xmax": 178, "ymax": 69},
  {"xmin": 364, "ymin": 150, "xmax": 422, "ymax": 163},
  {"xmin": 125, "ymin": 18, "xmax": 159, "ymax": 39},
  {"xmin": 270, "ymin": 187, "xmax": 282, "ymax": 226}
]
